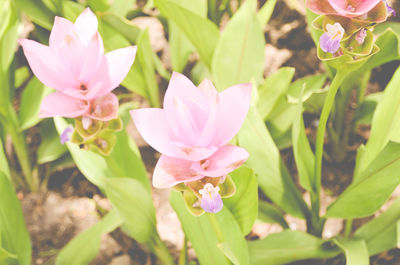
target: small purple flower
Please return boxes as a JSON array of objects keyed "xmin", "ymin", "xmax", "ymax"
[
  {"xmin": 356, "ymin": 28, "xmax": 367, "ymax": 45},
  {"xmin": 60, "ymin": 126, "xmax": 73, "ymax": 144},
  {"xmin": 384, "ymin": 0, "xmax": 396, "ymax": 16},
  {"xmin": 320, "ymin": 23, "xmax": 345, "ymax": 54},
  {"xmin": 199, "ymin": 183, "xmax": 223, "ymax": 213}
]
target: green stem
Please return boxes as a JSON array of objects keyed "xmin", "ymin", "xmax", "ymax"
[
  {"xmin": 3, "ymin": 111, "xmax": 37, "ymax": 191},
  {"xmin": 344, "ymin": 219, "xmax": 353, "ymax": 238},
  {"xmin": 207, "ymin": 212, "xmax": 225, "ymax": 243},
  {"xmin": 148, "ymin": 234, "xmax": 175, "ymax": 265},
  {"xmin": 178, "ymin": 236, "xmax": 188, "ymax": 265},
  {"xmin": 312, "ymin": 71, "xmax": 347, "ymax": 233}
]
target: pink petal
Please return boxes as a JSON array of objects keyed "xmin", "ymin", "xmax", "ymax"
[
  {"xmin": 19, "ymin": 39, "xmax": 77, "ymax": 90},
  {"xmin": 52, "ymin": 30, "xmax": 86, "ymax": 78},
  {"xmin": 306, "ymin": 0, "xmax": 337, "ymax": 15},
  {"xmin": 198, "ymin": 78, "xmax": 218, "ymax": 100},
  {"xmin": 153, "ymin": 155, "xmax": 203, "ymax": 188},
  {"xmin": 212, "ymin": 83, "xmax": 252, "ymax": 146},
  {"xmin": 74, "ymin": 8, "xmax": 98, "ymax": 45},
  {"xmin": 131, "ymin": 108, "xmax": 177, "ymax": 157},
  {"xmin": 100, "ymin": 46, "xmax": 137, "ymax": 92},
  {"xmin": 163, "ymin": 72, "xmax": 211, "ymax": 144},
  {"xmin": 191, "ymin": 145, "xmax": 248, "ymax": 178},
  {"xmin": 78, "ymin": 33, "xmax": 104, "ymax": 84},
  {"xmin": 49, "ymin": 17, "xmax": 74, "ymax": 48},
  {"xmin": 131, "ymin": 108, "xmax": 217, "ymax": 161},
  {"xmin": 328, "ymin": 0, "xmax": 381, "ymax": 17},
  {"xmin": 87, "ymin": 93, "xmax": 118, "ymax": 121},
  {"xmin": 39, "ymin": 92, "xmax": 89, "ymax": 118}
]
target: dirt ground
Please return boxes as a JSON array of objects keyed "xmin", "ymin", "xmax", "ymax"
[{"xmin": 17, "ymin": 0, "xmax": 400, "ymax": 264}]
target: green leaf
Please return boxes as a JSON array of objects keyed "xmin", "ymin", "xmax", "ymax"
[
  {"xmin": 292, "ymin": 87, "xmax": 315, "ymax": 192},
  {"xmin": 0, "ymin": 0, "xmax": 18, "ymax": 72},
  {"xmin": 99, "ymin": 12, "xmax": 141, "ymax": 44},
  {"xmin": 258, "ymin": 201, "xmax": 289, "ymax": 229},
  {"xmin": 237, "ymin": 107, "xmax": 309, "ymax": 219},
  {"xmin": 267, "ymin": 74, "xmax": 327, "ymax": 148},
  {"xmin": 98, "ymin": 19, "xmax": 131, "ymax": 51},
  {"xmin": 154, "ymin": 0, "xmax": 219, "ymax": 68},
  {"xmin": 353, "ymin": 92, "xmax": 382, "ymax": 126},
  {"xmin": 105, "ymin": 178, "xmax": 156, "ymax": 243},
  {"xmin": 14, "ymin": 0, "xmax": 54, "ymax": 30},
  {"xmin": 124, "ymin": 29, "xmax": 160, "ymax": 107},
  {"xmin": 62, "ymin": 0, "xmax": 84, "ymax": 21},
  {"xmin": 55, "ymin": 210, "xmax": 122, "ymax": 265},
  {"xmin": 355, "ymin": 66, "xmax": 400, "ymax": 178},
  {"xmin": 257, "ymin": 67, "xmax": 295, "ymax": 120},
  {"xmin": 37, "ymin": 119, "xmax": 67, "ymax": 164},
  {"xmin": 333, "ymin": 238, "xmax": 369, "ymax": 265},
  {"xmin": 248, "ymin": 230, "xmax": 340, "ymax": 265},
  {"xmin": 109, "ymin": 0, "xmax": 136, "ymax": 17},
  {"xmin": 0, "ymin": 171, "xmax": 31, "ymax": 265},
  {"xmin": 0, "ymin": 246, "xmax": 17, "ymax": 262},
  {"xmin": 257, "ymin": 0, "xmax": 277, "ymax": 27},
  {"xmin": 14, "ymin": 66, "xmax": 29, "ymax": 88},
  {"xmin": 361, "ymin": 29, "xmax": 400, "ymax": 71},
  {"xmin": 54, "ymin": 115, "xmax": 149, "ymax": 190},
  {"xmin": 87, "ymin": 0, "xmax": 110, "ymax": 12},
  {"xmin": 354, "ymin": 197, "xmax": 400, "ymax": 255},
  {"xmin": 168, "ymin": 0, "xmax": 206, "ymax": 72},
  {"xmin": 212, "ymin": 0, "xmax": 265, "ymax": 90},
  {"xmin": 170, "ymin": 192, "xmax": 249, "ymax": 265},
  {"xmin": 18, "ymin": 77, "xmax": 52, "ymax": 130},
  {"xmin": 326, "ymin": 141, "xmax": 400, "ymax": 218},
  {"xmin": 223, "ymin": 166, "xmax": 258, "ymax": 235}
]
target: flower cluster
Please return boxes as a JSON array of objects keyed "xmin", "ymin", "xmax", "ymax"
[
  {"xmin": 131, "ymin": 73, "xmax": 251, "ymax": 214},
  {"xmin": 307, "ymin": 0, "xmax": 395, "ymax": 66},
  {"xmin": 19, "ymin": 8, "xmax": 137, "ymax": 155}
]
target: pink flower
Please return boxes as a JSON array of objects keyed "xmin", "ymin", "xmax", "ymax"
[
  {"xmin": 307, "ymin": 0, "xmax": 383, "ymax": 18},
  {"xmin": 131, "ymin": 72, "xmax": 251, "ymax": 188},
  {"xmin": 19, "ymin": 8, "xmax": 137, "ymax": 121}
]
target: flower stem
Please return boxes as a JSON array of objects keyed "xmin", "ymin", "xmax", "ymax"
[
  {"xmin": 148, "ymin": 234, "xmax": 175, "ymax": 265},
  {"xmin": 311, "ymin": 71, "xmax": 347, "ymax": 234},
  {"xmin": 207, "ymin": 212, "xmax": 225, "ymax": 243}
]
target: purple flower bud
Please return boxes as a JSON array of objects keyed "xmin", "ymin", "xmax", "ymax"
[
  {"xmin": 199, "ymin": 183, "xmax": 223, "ymax": 213},
  {"xmin": 320, "ymin": 23, "xmax": 345, "ymax": 54},
  {"xmin": 60, "ymin": 126, "xmax": 73, "ymax": 144},
  {"xmin": 384, "ymin": 0, "xmax": 396, "ymax": 16}
]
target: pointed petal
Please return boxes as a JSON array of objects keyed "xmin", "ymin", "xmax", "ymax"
[
  {"xmin": 153, "ymin": 155, "xmax": 203, "ymax": 188},
  {"xmin": 191, "ymin": 145, "xmax": 248, "ymax": 178},
  {"xmin": 198, "ymin": 78, "xmax": 218, "ymax": 100},
  {"xmin": 39, "ymin": 92, "xmax": 89, "ymax": 118},
  {"xmin": 131, "ymin": 108, "xmax": 217, "ymax": 161},
  {"xmin": 100, "ymin": 46, "xmax": 137, "ymax": 92},
  {"xmin": 49, "ymin": 16, "xmax": 74, "ymax": 48},
  {"xmin": 74, "ymin": 8, "xmax": 98, "ymax": 45},
  {"xmin": 163, "ymin": 72, "xmax": 210, "ymax": 143},
  {"xmin": 19, "ymin": 39, "xmax": 77, "ymax": 90},
  {"xmin": 79, "ymin": 32, "xmax": 104, "ymax": 83},
  {"xmin": 87, "ymin": 93, "xmax": 118, "ymax": 121},
  {"xmin": 131, "ymin": 108, "xmax": 177, "ymax": 157},
  {"xmin": 212, "ymin": 83, "xmax": 252, "ymax": 146}
]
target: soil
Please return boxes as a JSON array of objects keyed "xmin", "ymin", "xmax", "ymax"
[{"xmin": 15, "ymin": 0, "xmax": 400, "ymax": 264}]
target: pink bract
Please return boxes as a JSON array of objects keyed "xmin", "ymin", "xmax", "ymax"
[
  {"xmin": 152, "ymin": 145, "xmax": 249, "ymax": 188},
  {"xmin": 131, "ymin": 72, "xmax": 251, "ymax": 187},
  {"xmin": 307, "ymin": 0, "xmax": 381, "ymax": 17},
  {"xmin": 131, "ymin": 72, "xmax": 251, "ymax": 161},
  {"xmin": 19, "ymin": 8, "xmax": 136, "ymax": 120}
]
